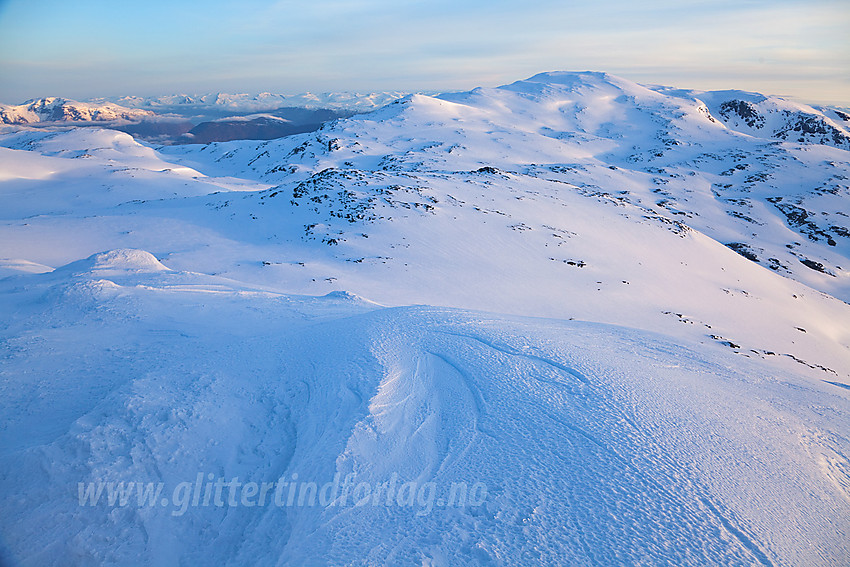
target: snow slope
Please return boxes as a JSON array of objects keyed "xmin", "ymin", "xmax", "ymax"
[
  {"xmin": 1, "ymin": 72, "xmax": 849, "ymax": 566},
  {"xmin": 1, "ymin": 254, "xmax": 847, "ymax": 565}
]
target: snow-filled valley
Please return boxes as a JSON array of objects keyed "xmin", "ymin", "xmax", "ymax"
[{"xmin": 0, "ymin": 72, "xmax": 849, "ymax": 566}]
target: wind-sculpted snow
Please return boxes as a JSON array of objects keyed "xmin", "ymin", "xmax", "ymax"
[
  {"xmin": 1, "ymin": 72, "xmax": 850, "ymax": 565},
  {"xmin": 0, "ymin": 256, "xmax": 847, "ymax": 565}
]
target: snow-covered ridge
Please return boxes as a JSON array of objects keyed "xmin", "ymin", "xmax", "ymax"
[{"xmin": 653, "ymin": 84, "xmax": 850, "ymax": 149}]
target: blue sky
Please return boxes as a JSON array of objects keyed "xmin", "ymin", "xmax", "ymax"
[{"xmin": 0, "ymin": 0, "xmax": 847, "ymax": 105}]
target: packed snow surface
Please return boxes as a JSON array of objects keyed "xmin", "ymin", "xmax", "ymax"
[{"xmin": 1, "ymin": 72, "xmax": 849, "ymax": 566}]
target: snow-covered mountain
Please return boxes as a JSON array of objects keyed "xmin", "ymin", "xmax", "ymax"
[
  {"xmin": 0, "ymin": 72, "xmax": 848, "ymax": 566},
  {"xmin": 162, "ymin": 71, "xmax": 850, "ymax": 305},
  {"xmin": 0, "ymin": 97, "xmax": 155, "ymax": 124}
]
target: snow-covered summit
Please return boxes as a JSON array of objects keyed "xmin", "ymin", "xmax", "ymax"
[{"xmin": 513, "ymin": 70, "xmax": 641, "ymax": 91}]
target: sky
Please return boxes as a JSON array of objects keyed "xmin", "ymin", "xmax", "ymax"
[{"xmin": 0, "ymin": 0, "xmax": 848, "ymax": 105}]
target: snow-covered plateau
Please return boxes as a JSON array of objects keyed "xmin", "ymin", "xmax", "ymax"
[{"xmin": 0, "ymin": 71, "xmax": 849, "ymax": 566}]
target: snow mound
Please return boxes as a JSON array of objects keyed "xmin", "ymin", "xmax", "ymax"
[
  {"xmin": 321, "ymin": 290, "xmax": 383, "ymax": 305},
  {"xmin": 58, "ymin": 249, "xmax": 170, "ymax": 276}
]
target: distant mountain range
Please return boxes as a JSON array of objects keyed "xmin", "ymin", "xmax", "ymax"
[
  {"xmin": 101, "ymin": 90, "xmax": 411, "ymax": 113},
  {"xmin": 0, "ymin": 92, "xmax": 412, "ymax": 144},
  {"xmin": 0, "ymin": 97, "xmax": 155, "ymax": 124}
]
